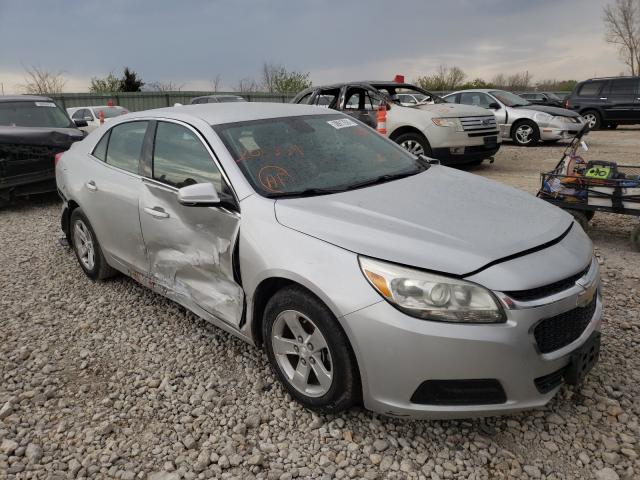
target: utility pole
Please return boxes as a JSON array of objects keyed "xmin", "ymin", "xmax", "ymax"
[{"xmin": 1, "ymin": 82, "xmax": 4, "ymax": 95}]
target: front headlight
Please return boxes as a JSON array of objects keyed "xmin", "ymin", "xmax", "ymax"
[
  {"xmin": 554, "ymin": 116, "xmax": 579, "ymax": 124},
  {"xmin": 432, "ymin": 117, "xmax": 463, "ymax": 132},
  {"xmin": 534, "ymin": 112, "xmax": 553, "ymax": 123},
  {"xmin": 359, "ymin": 257, "xmax": 506, "ymax": 323}
]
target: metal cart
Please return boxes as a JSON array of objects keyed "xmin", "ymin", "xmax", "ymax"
[{"xmin": 537, "ymin": 126, "xmax": 640, "ymax": 251}]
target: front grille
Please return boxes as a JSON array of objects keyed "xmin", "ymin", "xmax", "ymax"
[
  {"xmin": 460, "ymin": 116, "xmax": 497, "ymax": 131},
  {"xmin": 534, "ymin": 295, "xmax": 597, "ymax": 354},
  {"xmin": 410, "ymin": 379, "xmax": 506, "ymax": 405},
  {"xmin": 506, "ymin": 265, "xmax": 590, "ymax": 302},
  {"xmin": 0, "ymin": 144, "xmax": 64, "ymax": 180},
  {"xmin": 534, "ymin": 367, "xmax": 566, "ymax": 393}
]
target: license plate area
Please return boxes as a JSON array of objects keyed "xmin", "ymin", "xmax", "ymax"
[
  {"xmin": 564, "ymin": 331, "xmax": 600, "ymax": 385},
  {"xmin": 484, "ymin": 135, "xmax": 498, "ymax": 146}
]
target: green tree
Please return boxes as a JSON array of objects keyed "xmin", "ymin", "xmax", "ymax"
[
  {"xmin": 261, "ymin": 62, "xmax": 312, "ymax": 94},
  {"xmin": 89, "ymin": 73, "xmax": 121, "ymax": 93},
  {"xmin": 120, "ymin": 67, "xmax": 144, "ymax": 92},
  {"xmin": 415, "ymin": 65, "xmax": 466, "ymax": 91}
]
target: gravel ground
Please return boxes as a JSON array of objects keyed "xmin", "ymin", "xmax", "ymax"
[{"xmin": 1, "ymin": 128, "xmax": 639, "ymax": 480}]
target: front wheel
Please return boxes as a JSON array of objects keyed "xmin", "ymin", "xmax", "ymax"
[
  {"xmin": 512, "ymin": 120, "xmax": 540, "ymax": 146},
  {"xmin": 393, "ymin": 132, "xmax": 432, "ymax": 157},
  {"xmin": 263, "ymin": 286, "xmax": 360, "ymax": 413}
]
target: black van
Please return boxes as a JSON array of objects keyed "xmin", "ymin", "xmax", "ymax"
[{"xmin": 565, "ymin": 77, "xmax": 640, "ymax": 129}]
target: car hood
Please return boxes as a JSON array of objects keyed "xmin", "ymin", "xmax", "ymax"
[
  {"xmin": 413, "ymin": 102, "xmax": 492, "ymax": 117},
  {"xmin": 0, "ymin": 126, "xmax": 85, "ymax": 146},
  {"xmin": 274, "ymin": 166, "xmax": 572, "ymax": 276},
  {"xmin": 514, "ymin": 104, "xmax": 580, "ymax": 118}
]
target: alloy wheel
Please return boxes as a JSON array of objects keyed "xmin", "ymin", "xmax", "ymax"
[
  {"xmin": 73, "ymin": 220, "xmax": 95, "ymax": 270},
  {"xmin": 400, "ymin": 139, "xmax": 425, "ymax": 156},
  {"xmin": 583, "ymin": 113, "xmax": 597, "ymax": 129},
  {"xmin": 271, "ymin": 310, "xmax": 333, "ymax": 397},
  {"xmin": 515, "ymin": 124, "xmax": 534, "ymax": 144}
]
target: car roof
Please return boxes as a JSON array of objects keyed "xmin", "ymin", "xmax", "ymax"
[
  {"xmin": 307, "ymin": 81, "xmax": 421, "ymax": 89},
  {"xmin": 69, "ymin": 105, "xmax": 125, "ymax": 109},
  {"xmin": 0, "ymin": 95, "xmax": 54, "ymax": 103},
  {"xmin": 128, "ymin": 102, "xmax": 336, "ymax": 125}
]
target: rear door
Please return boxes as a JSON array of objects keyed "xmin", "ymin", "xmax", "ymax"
[
  {"xmin": 602, "ymin": 78, "xmax": 639, "ymax": 121},
  {"xmin": 342, "ymin": 86, "xmax": 383, "ymax": 128},
  {"xmin": 77, "ymin": 120, "xmax": 149, "ymax": 273},
  {"xmin": 139, "ymin": 119, "xmax": 244, "ymax": 327}
]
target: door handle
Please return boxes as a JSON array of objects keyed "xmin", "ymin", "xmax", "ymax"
[
  {"xmin": 600, "ymin": 97, "xmax": 608, "ymax": 101},
  {"xmin": 86, "ymin": 181, "xmax": 97, "ymax": 192},
  {"xmin": 144, "ymin": 206, "xmax": 170, "ymax": 219}
]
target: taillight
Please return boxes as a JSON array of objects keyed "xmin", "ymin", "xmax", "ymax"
[
  {"xmin": 565, "ymin": 99, "xmax": 571, "ymax": 108},
  {"xmin": 54, "ymin": 152, "xmax": 64, "ymax": 167}
]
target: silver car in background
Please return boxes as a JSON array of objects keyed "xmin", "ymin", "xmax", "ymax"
[
  {"xmin": 56, "ymin": 103, "xmax": 601, "ymax": 419},
  {"xmin": 444, "ymin": 89, "xmax": 586, "ymax": 146}
]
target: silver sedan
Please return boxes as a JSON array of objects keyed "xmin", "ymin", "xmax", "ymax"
[
  {"xmin": 444, "ymin": 89, "xmax": 586, "ymax": 146},
  {"xmin": 56, "ymin": 102, "xmax": 601, "ymax": 418}
]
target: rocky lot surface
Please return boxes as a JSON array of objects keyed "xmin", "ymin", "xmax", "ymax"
[{"xmin": 1, "ymin": 128, "xmax": 639, "ymax": 479}]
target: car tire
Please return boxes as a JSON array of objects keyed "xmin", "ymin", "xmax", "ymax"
[
  {"xmin": 392, "ymin": 132, "xmax": 432, "ymax": 157},
  {"xmin": 70, "ymin": 208, "xmax": 117, "ymax": 280},
  {"xmin": 582, "ymin": 110, "xmax": 602, "ymax": 130},
  {"xmin": 585, "ymin": 210, "xmax": 595, "ymax": 221},
  {"xmin": 512, "ymin": 120, "xmax": 540, "ymax": 146},
  {"xmin": 567, "ymin": 209, "xmax": 590, "ymax": 231},
  {"xmin": 263, "ymin": 286, "xmax": 360, "ymax": 413},
  {"xmin": 631, "ymin": 224, "xmax": 640, "ymax": 252}
]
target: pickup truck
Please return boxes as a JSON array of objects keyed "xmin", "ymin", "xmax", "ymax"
[
  {"xmin": 293, "ymin": 81, "xmax": 501, "ymax": 166},
  {"xmin": 0, "ymin": 95, "xmax": 86, "ymax": 205}
]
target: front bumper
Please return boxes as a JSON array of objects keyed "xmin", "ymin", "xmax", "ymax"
[
  {"xmin": 540, "ymin": 119, "xmax": 586, "ymax": 141},
  {"xmin": 343, "ymin": 258, "xmax": 602, "ymax": 419},
  {"xmin": 431, "ymin": 143, "xmax": 500, "ymax": 165}
]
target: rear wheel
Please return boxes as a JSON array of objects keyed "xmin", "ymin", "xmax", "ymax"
[
  {"xmin": 393, "ymin": 132, "xmax": 432, "ymax": 157},
  {"xmin": 567, "ymin": 209, "xmax": 589, "ymax": 231},
  {"xmin": 70, "ymin": 209, "xmax": 117, "ymax": 280},
  {"xmin": 512, "ymin": 120, "xmax": 540, "ymax": 146},
  {"xmin": 263, "ymin": 286, "xmax": 360, "ymax": 413},
  {"xmin": 582, "ymin": 110, "xmax": 602, "ymax": 130},
  {"xmin": 631, "ymin": 224, "xmax": 640, "ymax": 252}
]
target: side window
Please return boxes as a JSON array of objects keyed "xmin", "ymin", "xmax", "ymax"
[
  {"xmin": 92, "ymin": 130, "xmax": 110, "ymax": 161},
  {"xmin": 607, "ymin": 79, "xmax": 639, "ymax": 96},
  {"xmin": 71, "ymin": 109, "xmax": 84, "ymax": 120},
  {"xmin": 460, "ymin": 92, "xmax": 492, "ymax": 108},
  {"xmin": 444, "ymin": 94, "xmax": 458, "ymax": 103},
  {"xmin": 105, "ymin": 121, "xmax": 148, "ymax": 174},
  {"xmin": 152, "ymin": 121, "xmax": 223, "ymax": 191},
  {"xmin": 578, "ymin": 81, "xmax": 604, "ymax": 97},
  {"xmin": 313, "ymin": 89, "xmax": 340, "ymax": 108},
  {"xmin": 363, "ymin": 91, "xmax": 383, "ymax": 110}
]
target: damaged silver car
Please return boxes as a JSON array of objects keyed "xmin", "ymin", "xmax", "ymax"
[{"xmin": 56, "ymin": 103, "xmax": 602, "ymax": 419}]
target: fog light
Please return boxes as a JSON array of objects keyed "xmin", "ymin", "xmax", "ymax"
[{"xmin": 449, "ymin": 147, "xmax": 465, "ymax": 155}]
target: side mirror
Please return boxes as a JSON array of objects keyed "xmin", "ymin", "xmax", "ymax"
[
  {"xmin": 73, "ymin": 119, "xmax": 88, "ymax": 128},
  {"xmin": 177, "ymin": 182, "xmax": 221, "ymax": 206},
  {"xmin": 488, "ymin": 102, "xmax": 501, "ymax": 110}
]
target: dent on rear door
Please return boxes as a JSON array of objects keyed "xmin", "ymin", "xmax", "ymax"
[{"xmin": 140, "ymin": 183, "xmax": 244, "ymax": 326}]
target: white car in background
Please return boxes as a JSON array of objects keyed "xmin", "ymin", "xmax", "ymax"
[{"xmin": 67, "ymin": 106, "xmax": 129, "ymax": 132}]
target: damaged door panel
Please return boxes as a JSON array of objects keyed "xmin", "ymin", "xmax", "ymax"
[
  {"xmin": 139, "ymin": 119, "xmax": 244, "ymax": 327},
  {"xmin": 140, "ymin": 180, "xmax": 244, "ymax": 326}
]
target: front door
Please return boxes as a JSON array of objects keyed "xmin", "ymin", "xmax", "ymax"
[
  {"xmin": 139, "ymin": 120, "xmax": 244, "ymax": 327},
  {"xmin": 79, "ymin": 120, "xmax": 149, "ymax": 273}
]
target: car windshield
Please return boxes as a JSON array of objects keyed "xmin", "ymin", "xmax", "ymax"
[
  {"xmin": 92, "ymin": 106, "xmax": 127, "ymax": 118},
  {"xmin": 216, "ymin": 96, "xmax": 245, "ymax": 103},
  {"xmin": 372, "ymin": 84, "xmax": 444, "ymax": 104},
  {"xmin": 546, "ymin": 92, "xmax": 563, "ymax": 101},
  {"xmin": 214, "ymin": 114, "xmax": 428, "ymax": 198},
  {"xmin": 490, "ymin": 90, "xmax": 531, "ymax": 107},
  {"xmin": 0, "ymin": 101, "xmax": 73, "ymax": 128}
]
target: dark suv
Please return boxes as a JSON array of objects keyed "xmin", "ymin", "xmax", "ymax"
[{"xmin": 565, "ymin": 77, "xmax": 640, "ymax": 129}]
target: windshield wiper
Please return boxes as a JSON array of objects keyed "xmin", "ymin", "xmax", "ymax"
[
  {"xmin": 267, "ymin": 187, "xmax": 349, "ymax": 199},
  {"xmin": 338, "ymin": 167, "xmax": 427, "ymax": 191}
]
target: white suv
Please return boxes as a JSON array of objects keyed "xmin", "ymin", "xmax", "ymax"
[{"xmin": 293, "ymin": 81, "xmax": 501, "ymax": 166}]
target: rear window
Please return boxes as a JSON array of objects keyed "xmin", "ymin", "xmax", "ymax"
[
  {"xmin": 92, "ymin": 106, "xmax": 127, "ymax": 119},
  {"xmin": 577, "ymin": 82, "xmax": 604, "ymax": 97},
  {"xmin": 0, "ymin": 101, "xmax": 73, "ymax": 128}
]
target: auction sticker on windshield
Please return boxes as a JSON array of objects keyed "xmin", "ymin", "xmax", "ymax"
[
  {"xmin": 327, "ymin": 118, "xmax": 357, "ymax": 129},
  {"xmin": 35, "ymin": 102, "xmax": 57, "ymax": 107}
]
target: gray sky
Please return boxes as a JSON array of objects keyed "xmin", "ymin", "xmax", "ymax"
[{"xmin": 0, "ymin": 0, "xmax": 625, "ymax": 93}]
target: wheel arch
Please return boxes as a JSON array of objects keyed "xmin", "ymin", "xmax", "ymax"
[
  {"xmin": 62, "ymin": 199, "xmax": 81, "ymax": 241},
  {"xmin": 389, "ymin": 125, "xmax": 429, "ymax": 143}
]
